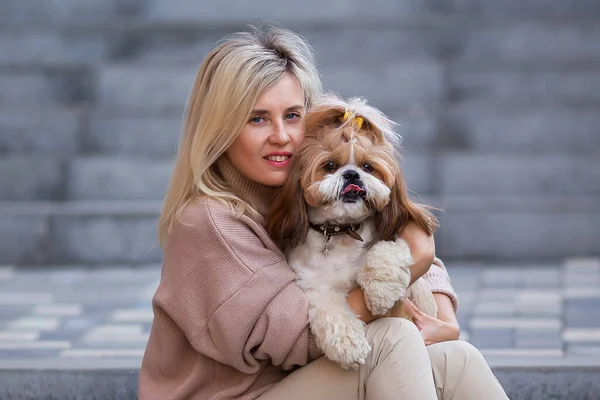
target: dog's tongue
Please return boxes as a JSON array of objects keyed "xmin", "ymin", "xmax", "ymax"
[{"xmin": 343, "ymin": 184, "xmax": 365, "ymax": 194}]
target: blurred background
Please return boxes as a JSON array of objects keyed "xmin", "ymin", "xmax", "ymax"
[
  {"xmin": 1, "ymin": 3, "xmax": 600, "ymax": 398},
  {"xmin": 1, "ymin": 0, "xmax": 599, "ymax": 266}
]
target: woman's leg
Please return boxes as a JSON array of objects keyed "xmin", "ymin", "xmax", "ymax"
[
  {"xmin": 257, "ymin": 355, "xmax": 358, "ymax": 400},
  {"xmin": 428, "ymin": 341, "xmax": 509, "ymax": 400},
  {"xmin": 360, "ymin": 318, "xmax": 437, "ymax": 400},
  {"xmin": 259, "ymin": 318, "xmax": 438, "ymax": 400}
]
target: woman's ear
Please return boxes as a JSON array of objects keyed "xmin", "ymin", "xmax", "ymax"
[
  {"xmin": 373, "ymin": 166, "xmax": 439, "ymax": 242},
  {"xmin": 267, "ymin": 162, "xmax": 308, "ymax": 249}
]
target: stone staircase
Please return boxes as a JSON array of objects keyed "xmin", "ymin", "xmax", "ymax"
[{"xmin": 1, "ymin": 0, "xmax": 600, "ymax": 266}]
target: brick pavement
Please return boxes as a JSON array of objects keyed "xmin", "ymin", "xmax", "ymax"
[{"xmin": 1, "ymin": 258, "xmax": 599, "ymax": 367}]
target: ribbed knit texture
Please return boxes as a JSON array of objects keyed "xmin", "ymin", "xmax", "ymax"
[
  {"xmin": 139, "ymin": 155, "xmax": 458, "ymax": 399},
  {"xmin": 216, "ymin": 156, "xmax": 279, "ymax": 221},
  {"xmin": 139, "ymin": 156, "xmax": 320, "ymax": 400},
  {"xmin": 423, "ymin": 257, "xmax": 459, "ymax": 312}
]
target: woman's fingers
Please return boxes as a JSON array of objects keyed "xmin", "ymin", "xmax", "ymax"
[
  {"xmin": 404, "ymin": 299, "xmax": 423, "ymax": 317},
  {"xmin": 404, "ymin": 299, "xmax": 426, "ymax": 327}
]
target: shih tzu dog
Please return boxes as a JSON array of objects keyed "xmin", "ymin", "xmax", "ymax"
[{"xmin": 268, "ymin": 95, "xmax": 439, "ymax": 370}]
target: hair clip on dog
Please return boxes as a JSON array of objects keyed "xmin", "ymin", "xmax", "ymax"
[{"xmin": 343, "ymin": 111, "xmax": 363, "ymax": 130}]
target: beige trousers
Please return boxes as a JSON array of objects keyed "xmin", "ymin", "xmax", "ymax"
[{"xmin": 259, "ymin": 318, "xmax": 508, "ymax": 400}]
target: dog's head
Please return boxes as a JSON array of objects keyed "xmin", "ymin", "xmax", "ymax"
[{"xmin": 268, "ymin": 94, "xmax": 438, "ymax": 248}]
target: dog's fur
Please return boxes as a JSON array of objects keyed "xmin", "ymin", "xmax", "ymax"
[{"xmin": 268, "ymin": 95, "xmax": 439, "ymax": 370}]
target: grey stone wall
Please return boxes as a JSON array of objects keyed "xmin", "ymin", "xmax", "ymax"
[{"xmin": 1, "ymin": 0, "xmax": 599, "ymax": 265}]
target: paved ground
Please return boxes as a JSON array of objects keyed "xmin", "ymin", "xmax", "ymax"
[{"xmin": 1, "ymin": 257, "xmax": 599, "ymax": 368}]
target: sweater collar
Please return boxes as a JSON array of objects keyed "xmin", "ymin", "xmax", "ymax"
[{"xmin": 215, "ymin": 156, "xmax": 279, "ymax": 220}]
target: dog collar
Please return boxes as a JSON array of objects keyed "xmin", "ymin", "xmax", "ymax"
[{"xmin": 308, "ymin": 222, "xmax": 364, "ymax": 242}]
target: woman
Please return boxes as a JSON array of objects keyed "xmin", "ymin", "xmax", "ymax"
[{"xmin": 138, "ymin": 26, "xmax": 508, "ymax": 399}]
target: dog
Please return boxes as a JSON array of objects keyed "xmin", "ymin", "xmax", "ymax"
[{"xmin": 268, "ymin": 94, "xmax": 439, "ymax": 370}]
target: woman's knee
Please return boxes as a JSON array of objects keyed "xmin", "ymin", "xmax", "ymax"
[
  {"xmin": 428, "ymin": 340, "xmax": 486, "ymax": 369},
  {"xmin": 366, "ymin": 318, "xmax": 423, "ymax": 347},
  {"xmin": 428, "ymin": 340, "xmax": 508, "ymax": 399}
]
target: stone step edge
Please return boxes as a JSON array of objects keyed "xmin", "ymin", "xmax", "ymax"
[
  {"xmin": 1, "ymin": 196, "xmax": 599, "ymax": 216},
  {"xmin": 1, "ymin": 356, "xmax": 599, "ymax": 371},
  {"xmin": 5, "ymin": 15, "xmax": 586, "ymax": 33},
  {"xmin": 3, "ymin": 101, "xmax": 600, "ymax": 116},
  {"xmin": 0, "ymin": 201, "xmax": 162, "ymax": 216},
  {"xmin": 0, "ymin": 362, "xmax": 599, "ymax": 400}
]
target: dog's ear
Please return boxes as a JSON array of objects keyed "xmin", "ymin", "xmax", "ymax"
[
  {"xmin": 373, "ymin": 165, "xmax": 439, "ymax": 242},
  {"xmin": 267, "ymin": 161, "xmax": 308, "ymax": 249}
]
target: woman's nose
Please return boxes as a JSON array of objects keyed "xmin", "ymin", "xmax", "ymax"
[{"xmin": 269, "ymin": 120, "xmax": 291, "ymax": 145}]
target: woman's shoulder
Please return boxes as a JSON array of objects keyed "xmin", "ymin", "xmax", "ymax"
[
  {"xmin": 167, "ymin": 197, "xmax": 284, "ymax": 272},
  {"xmin": 178, "ymin": 197, "xmax": 233, "ymax": 226},
  {"xmin": 175, "ymin": 197, "xmax": 265, "ymax": 239}
]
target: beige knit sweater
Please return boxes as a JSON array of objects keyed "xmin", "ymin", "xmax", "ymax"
[{"xmin": 138, "ymin": 156, "xmax": 458, "ymax": 400}]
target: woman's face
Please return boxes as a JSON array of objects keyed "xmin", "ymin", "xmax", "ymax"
[{"xmin": 226, "ymin": 73, "xmax": 305, "ymax": 187}]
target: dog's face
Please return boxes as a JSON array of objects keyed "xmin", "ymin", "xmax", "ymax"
[
  {"xmin": 298, "ymin": 114, "xmax": 397, "ymax": 223},
  {"xmin": 267, "ymin": 95, "xmax": 438, "ymax": 248}
]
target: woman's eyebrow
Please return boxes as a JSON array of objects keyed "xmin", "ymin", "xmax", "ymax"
[
  {"xmin": 286, "ymin": 105, "xmax": 305, "ymax": 112},
  {"xmin": 250, "ymin": 110, "xmax": 270, "ymax": 116},
  {"xmin": 251, "ymin": 105, "xmax": 304, "ymax": 115}
]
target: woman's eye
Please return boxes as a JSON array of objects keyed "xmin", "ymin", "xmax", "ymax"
[
  {"xmin": 362, "ymin": 163, "xmax": 374, "ymax": 173},
  {"xmin": 250, "ymin": 116, "xmax": 264, "ymax": 124},
  {"xmin": 285, "ymin": 112, "xmax": 301, "ymax": 120},
  {"xmin": 323, "ymin": 161, "xmax": 338, "ymax": 172}
]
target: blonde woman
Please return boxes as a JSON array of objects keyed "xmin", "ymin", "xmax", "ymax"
[{"xmin": 138, "ymin": 26, "xmax": 508, "ymax": 400}]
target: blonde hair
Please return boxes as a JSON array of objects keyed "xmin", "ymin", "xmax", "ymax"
[{"xmin": 158, "ymin": 26, "xmax": 322, "ymax": 248}]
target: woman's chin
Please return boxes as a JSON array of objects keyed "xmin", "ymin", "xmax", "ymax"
[{"xmin": 252, "ymin": 171, "xmax": 289, "ymax": 187}]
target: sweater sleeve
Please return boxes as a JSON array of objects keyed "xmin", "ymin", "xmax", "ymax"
[
  {"xmin": 422, "ymin": 257, "xmax": 459, "ymax": 312},
  {"xmin": 153, "ymin": 201, "xmax": 321, "ymax": 374}
]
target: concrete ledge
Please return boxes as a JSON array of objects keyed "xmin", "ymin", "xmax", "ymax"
[
  {"xmin": 2, "ymin": 195, "xmax": 600, "ymax": 215},
  {"xmin": 0, "ymin": 369, "xmax": 139, "ymax": 400},
  {"xmin": 1, "ymin": 363, "xmax": 599, "ymax": 400},
  {"xmin": 0, "ymin": 201, "xmax": 162, "ymax": 216},
  {"xmin": 1, "ymin": 199, "xmax": 599, "ymax": 264},
  {"xmin": 495, "ymin": 367, "xmax": 600, "ymax": 400}
]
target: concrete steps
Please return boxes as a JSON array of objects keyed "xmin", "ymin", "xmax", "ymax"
[
  {"xmin": 1, "ymin": 260, "xmax": 600, "ymax": 399},
  {"xmin": 1, "ymin": 0, "xmax": 599, "ymax": 265},
  {"xmin": 1, "ymin": 362, "xmax": 600, "ymax": 400},
  {"xmin": 2, "ymin": 151, "xmax": 599, "ymax": 201},
  {"xmin": 0, "ymin": 201, "xmax": 161, "ymax": 265},
  {"xmin": 441, "ymin": 104, "xmax": 600, "ymax": 153},
  {"xmin": 1, "ymin": 196, "xmax": 598, "ymax": 265},
  {"xmin": 2, "ymin": 0, "xmax": 600, "ymax": 28}
]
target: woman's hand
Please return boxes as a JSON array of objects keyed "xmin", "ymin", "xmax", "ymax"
[{"xmin": 404, "ymin": 298, "xmax": 460, "ymax": 346}]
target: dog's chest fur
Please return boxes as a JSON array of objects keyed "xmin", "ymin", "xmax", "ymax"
[{"xmin": 286, "ymin": 220, "xmax": 375, "ymax": 292}]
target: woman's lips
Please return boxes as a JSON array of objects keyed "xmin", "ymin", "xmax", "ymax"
[{"xmin": 264, "ymin": 154, "xmax": 292, "ymax": 167}]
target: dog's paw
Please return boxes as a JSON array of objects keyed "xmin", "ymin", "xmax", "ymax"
[
  {"xmin": 359, "ymin": 240, "xmax": 413, "ymax": 315},
  {"xmin": 362, "ymin": 280, "xmax": 407, "ymax": 315},
  {"xmin": 322, "ymin": 320, "xmax": 371, "ymax": 370},
  {"xmin": 367, "ymin": 239, "xmax": 413, "ymax": 269}
]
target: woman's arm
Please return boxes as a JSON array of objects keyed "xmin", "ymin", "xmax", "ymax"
[
  {"xmin": 157, "ymin": 202, "xmax": 322, "ymax": 371},
  {"xmin": 348, "ymin": 223, "xmax": 436, "ymax": 324},
  {"xmin": 347, "ymin": 288, "xmax": 378, "ymax": 324},
  {"xmin": 434, "ymin": 293, "xmax": 459, "ymax": 328},
  {"xmin": 405, "ymin": 257, "xmax": 461, "ymax": 345},
  {"xmin": 399, "ymin": 221, "xmax": 435, "ymax": 284}
]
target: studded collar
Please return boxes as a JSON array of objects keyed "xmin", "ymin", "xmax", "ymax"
[{"xmin": 308, "ymin": 221, "xmax": 364, "ymax": 242}]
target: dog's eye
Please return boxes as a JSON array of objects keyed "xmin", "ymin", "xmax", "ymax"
[
  {"xmin": 362, "ymin": 163, "xmax": 374, "ymax": 173},
  {"xmin": 323, "ymin": 161, "xmax": 338, "ymax": 173}
]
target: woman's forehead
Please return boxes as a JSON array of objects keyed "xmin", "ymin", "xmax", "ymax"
[{"xmin": 253, "ymin": 73, "xmax": 304, "ymax": 110}]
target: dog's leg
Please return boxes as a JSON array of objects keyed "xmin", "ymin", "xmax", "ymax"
[
  {"xmin": 386, "ymin": 278, "xmax": 438, "ymax": 319},
  {"xmin": 358, "ymin": 238, "xmax": 412, "ymax": 316},
  {"xmin": 306, "ymin": 290, "xmax": 371, "ymax": 370}
]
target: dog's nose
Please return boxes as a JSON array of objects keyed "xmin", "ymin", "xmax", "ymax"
[{"xmin": 343, "ymin": 170, "xmax": 360, "ymax": 180}]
